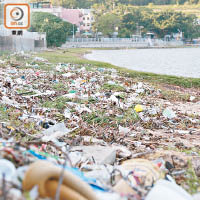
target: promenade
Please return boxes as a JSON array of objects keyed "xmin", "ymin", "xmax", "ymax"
[{"xmin": 63, "ymin": 37, "xmax": 184, "ymax": 48}]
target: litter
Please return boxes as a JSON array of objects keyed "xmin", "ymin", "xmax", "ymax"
[
  {"xmin": 134, "ymin": 104, "xmax": 143, "ymax": 113},
  {"xmin": 0, "ymin": 52, "xmax": 199, "ymax": 199},
  {"xmin": 23, "ymin": 160, "xmax": 98, "ymax": 200},
  {"xmin": 0, "ymin": 159, "xmax": 16, "ymax": 181},
  {"xmin": 163, "ymin": 108, "xmax": 177, "ymax": 119},
  {"xmin": 146, "ymin": 179, "xmax": 193, "ymax": 200},
  {"xmin": 72, "ymin": 145, "xmax": 117, "ymax": 165},
  {"xmin": 42, "ymin": 122, "xmax": 77, "ymax": 142}
]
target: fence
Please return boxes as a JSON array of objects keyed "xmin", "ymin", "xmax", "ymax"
[
  {"xmin": 66, "ymin": 38, "xmax": 148, "ymax": 43},
  {"xmin": 63, "ymin": 38, "xmax": 184, "ymax": 48}
]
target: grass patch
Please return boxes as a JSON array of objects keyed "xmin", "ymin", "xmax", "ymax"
[
  {"xmin": 102, "ymin": 83, "xmax": 125, "ymax": 92},
  {"xmin": 36, "ymin": 49, "xmax": 200, "ymax": 89},
  {"xmin": 116, "ymin": 108, "xmax": 140, "ymax": 125},
  {"xmin": 37, "ymin": 64, "xmax": 53, "ymax": 71},
  {"xmin": 184, "ymin": 161, "xmax": 200, "ymax": 194},
  {"xmin": 42, "ymin": 96, "xmax": 88, "ymax": 110},
  {"xmin": 82, "ymin": 111, "xmax": 111, "ymax": 125},
  {"xmin": 0, "ymin": 104, "xmax": 8, "ymax": 121},
  {"xmin": 42, "ymin": 97, "xmax": 69, "ymax": 110},
  {"xmin": 16, "ymin": 89, "xmax": 37, "ymax": 96},
  {"xmin": 160, "ymin": 90, "xmax": 190, "ymax": 101},
  {"xmin": 82, "ymin": 108, "xmax": 139, "ymax": 127},
  {"xmin": 52, "ymin": 82, "xmax": 68, "ymax": 91}
]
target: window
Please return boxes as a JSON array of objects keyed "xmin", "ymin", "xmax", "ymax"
[
  {"xmin": 87, "ymin": 17, "xmax": 89, "ymax": 20},
  {"xmin": 83, "ymin": 17, "xmax": 85, "ymax": 20},
  {"xmin": 87, "ymin": 23, "xmax": 90, "ymax": 26}
]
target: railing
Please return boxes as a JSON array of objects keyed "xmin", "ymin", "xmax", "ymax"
[
  {"xmin": 66, "ymin": 37, "xmax": 148, "ymax": 43},
  {"xmin": 64, "ymin": 37, "xmax": 184, "ymax": 48}
]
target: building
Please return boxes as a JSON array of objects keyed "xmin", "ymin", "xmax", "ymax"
[
  {"xmin": 60, "ymin": 9, "xmax": 83, "ymax": 32},
  {"xmin": 30, "ymin": 3, "xmax": 63, "ymax": 18},
  {"xmin": 30, "ymin": 1, "xmax": 51, "ymax": 9},
  {"xmin": 30, "ymin": 2, "xmax": 95, "ymax": 34},
  {"xmin": 61, "ymin": 9, "xmax": 94, "ymax": 32},
  {"xmin": 79, "ymin": 9, "xmax": 94, "ymax": 32}
]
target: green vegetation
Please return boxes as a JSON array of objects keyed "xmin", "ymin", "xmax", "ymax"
[
  {"xmin": 82, "ymin": 108, "xmax": 139, "ymax": 127},
  {"xmin": 29, "ymin": 12, "xmax": 74, "ymax": 47},
  {"xmin": 82, "ymin": 111, "xmax": 111, "ymax": 125},
  {"xmin": 0, "ymin": 104, "xmax": 8, "ymax": 121},
  {"xmin": 52, "ymin": 83, "xmax": 68, "ymax": 91},
  {"xmin": 37, "ymin": 48, "xmax": 200, "ymax": 88},
  {"xmin": 42, "ymin": 97, "xmax": 69, "ymax": 110},
  {"xmin": 94, "ymin": 14, "xmax": 121, "ymax": 37},
  {"xmin": 185, "ymin": 162, "xmax": 200, "ymax": 194},
  {"xmin": 93, "ymin": 5, "xmax": 200, "ymax": 39},
  {"xmin": 102, "ymin": 83, "xmax": 125, "ymax": 91},
  {"xmin": 29, "ymin": 1, "xmax": 200, "ymax": 40},
  {"xmin": 29, "ymin": 0, "xmax": 200, "ymax": 8},
  {"xmin": 160, "ymin": 90, "xmax": 190, "ymax": 101},
  {"xmin": 148, "ymin": 4, "xmax": 200, "ymax": 18}
]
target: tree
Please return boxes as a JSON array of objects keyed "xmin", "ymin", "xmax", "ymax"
[
  {"xmin": 29, "ymin": 12, "xmax": 74, "ymax": 47},
  {"xmin": 117, "ymin": 7, "xmax": 200, "ymax": 39},
  {"xmin": 151, "ymin": 10, "xmax": 200, "ymax": 38},
  {"xmin": 118, "ymin": 8, "xmax": 153, "ymax": 37},
  {"xmin": 28, "ymin": 0, "xmax": 200, "ymax": 7},
  {"xmin": 94, "ymin": 13, "xmax": 121, "ymax": 37}
]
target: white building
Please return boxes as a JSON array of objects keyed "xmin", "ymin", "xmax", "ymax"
[{"xmin": 79, "ymin": 9, "xmax": 94, "ymax": 32}]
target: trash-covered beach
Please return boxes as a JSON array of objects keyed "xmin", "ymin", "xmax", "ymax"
[{"xmin": 0, "ymin": 51, "xmax": 200, "ymax": 200}]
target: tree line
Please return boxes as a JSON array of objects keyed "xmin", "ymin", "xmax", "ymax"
[
  {"xmin": 29, "ymin": 0, "xmax": 200, "ymax": 9},
  {"xmin": 92, "ymin": 7, "xmax": 200, "ymax": 39},
  {"xmin": 28, "ymin": 0, "xmax": 200, "ymax": 45}
]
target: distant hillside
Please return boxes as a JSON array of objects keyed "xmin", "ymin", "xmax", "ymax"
[
  {"xmin": 28, "ymin": 0, "xmax": 200, "ymax": 18},
  {"xmin": 146, "ymin": 4, "xmax": 200, "ymax": 18},
  {"xmin": 120, "ymin": 0, "xmax": 200, "ymax": 6},
  {"xmin": 29, "ymin": 0, "xmax": 200, "ymax": 9}
]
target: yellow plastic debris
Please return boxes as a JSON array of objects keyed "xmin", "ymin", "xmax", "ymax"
[
  {"xmin": 134, "ymin": 104, "xmax": 143, "ymax": 113},
  {"xmin": 7, "ymin": 126, "xmax": 15, "ymax": 131}
]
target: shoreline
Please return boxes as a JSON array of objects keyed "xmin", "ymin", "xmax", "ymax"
[
  {"xmin": 84, "ymin": 47, "xmax": 200, "ymax": 79},
  {"xmin": 64, "ymin": 45, "xmax": 200, "ymax": 50},
  {"xmin": 37, "ymin": 48, "xmax": 200, "ymax": 89},
  {"xmin": 1, "ymin": 49, "xmax": 200, "ymax": 195}
]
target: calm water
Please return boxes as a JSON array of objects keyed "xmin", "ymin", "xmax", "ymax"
[{"xmin": 84, "ymin": 48, "xmax": 200, "ymax": 78}]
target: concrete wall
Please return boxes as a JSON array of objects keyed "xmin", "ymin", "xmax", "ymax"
[
  {"xmin": 0, "ymin": 36, "xmax": 46, "ymax": 52},
  {"xmin": 0, "ymin": 36, "xmax": 13, "ymax": 51},
  {"xmin": 0, "ymin": 25, "xmax": 47, "ymax": 52},
  {"xmin": 13, "ymin": 37, "xmax": 35, "ymax": 52}
]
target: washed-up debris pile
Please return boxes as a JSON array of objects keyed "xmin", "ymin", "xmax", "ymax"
[{"xmin": 0, "ymin": 52, "xmax": 200, "ymax": 200}]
